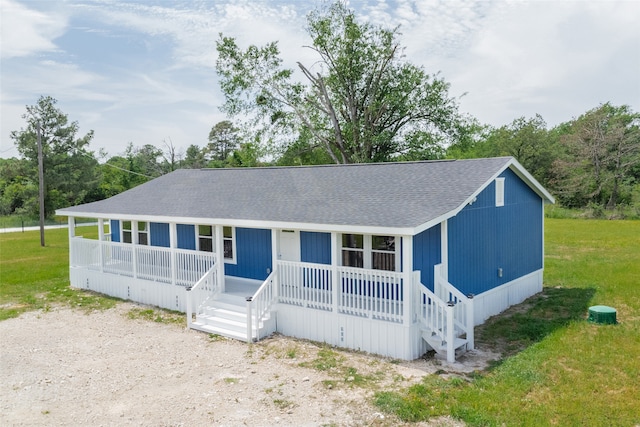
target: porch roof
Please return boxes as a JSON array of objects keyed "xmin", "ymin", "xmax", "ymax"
[{"xmin": 57, "ymin": 157, "xmax": 554, "ymax": 234}]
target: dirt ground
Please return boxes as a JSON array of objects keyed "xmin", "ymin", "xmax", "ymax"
[{"xmin": 0, "ymin": 303, "xmax": 498, "ymax": 426}]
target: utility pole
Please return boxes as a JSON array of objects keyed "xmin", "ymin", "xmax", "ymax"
[{"xmin": 37, "ymin": 121, "xmax": 45, "ymax": 247}]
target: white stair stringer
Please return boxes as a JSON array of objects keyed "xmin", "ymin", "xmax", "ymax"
[
  {"xmin": 421, "ymin": 326, "xmax": 468, "ymax": 360},
  {"xmin": 190, "ymin": 294, "xmax": 270, "ymax": 342}
]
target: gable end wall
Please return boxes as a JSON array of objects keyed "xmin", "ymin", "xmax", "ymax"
[{"xmin": 447, "ymin": 168, "xmax": 543, "ymax": 296}]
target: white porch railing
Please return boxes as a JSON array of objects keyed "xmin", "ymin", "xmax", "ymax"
[
  {"xmin": 275, "ymin": 261, "xmax": 405, "ymax": 324},
  {"xmin": 278, "ymin": 260, "xmax": 332, "ymax": 311},
  {"xmin": 246, "ymin": 270, "xmax": 278, "ymax": 341},
  {"xmin": 337, "ymin": 266, "xmax": 405, "ymax": 323},
  {"xmin": 186, "ymin": 265, "xmax": 219, "ymax": 328},
  {"xmin": 70, "ymin": 237, "xmax": 216, "ymax": 287}
]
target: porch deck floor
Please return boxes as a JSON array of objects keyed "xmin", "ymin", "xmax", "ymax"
[{"xmin": 224, "ymin": 276, "xmax": 262, "ymax": 298}]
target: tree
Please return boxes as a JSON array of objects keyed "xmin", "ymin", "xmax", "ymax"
[
  {"xmin": 470, "ymin": 115, "xmax": 558, "ymax": 187},
  {"xmin": 0, "ymin": 157, "xmax": 33, "ymax": 215},
  {"xmin": 207, "ymin": 121, "xmax": 240, "ymax": 164},
  {"xmin": 182, "ymin": 144, "xmax": 207, "ymax": 169},
  {"xmin": 9, "ymin": 96, "xmax": 99, "ymax": 217},
  {"xmin": 216, "ymin": 1, "xmax": 462, "ymax": 164},
  {"xmin": 551, "ymin": 104, "xmax": 640, "ymax": 209}
]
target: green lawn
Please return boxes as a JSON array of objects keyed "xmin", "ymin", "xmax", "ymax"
[
  {"xmin": 375, "ymin": 218, "xmax": 640, "ymax": 426},
  {"xmin": 1, "ymin": 220, "xmax": 639, "ymax": 425},
  {"xmin": 0, "ymin": 227, "xmax": 118, "ymax": 320}
]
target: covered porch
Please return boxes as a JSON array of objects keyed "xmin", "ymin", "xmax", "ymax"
[{"xmin": 66, "ymin": 217, "xmax": 474, "ymax": 362}]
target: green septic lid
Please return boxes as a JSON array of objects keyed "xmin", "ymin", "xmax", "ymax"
[{"xmin": 588, "ymin": 305, "xmax": 617, "ymax": 324}]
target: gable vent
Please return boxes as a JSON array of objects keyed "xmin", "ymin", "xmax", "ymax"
[{"xmin": 495, "ymin": 177, "xmax": 505, "ymax": 207}]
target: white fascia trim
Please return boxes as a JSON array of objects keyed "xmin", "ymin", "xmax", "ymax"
[{"xmin": 55, "ymin": 210, "xmax": 416, "ymax": 236}]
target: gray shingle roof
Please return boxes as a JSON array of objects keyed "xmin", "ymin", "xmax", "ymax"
[{"xmin": 58, "ymin": 157, "xmax": 527, "ymax": 231}]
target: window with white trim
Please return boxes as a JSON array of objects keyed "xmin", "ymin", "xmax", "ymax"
[
  {"xmin": 341, "ymin": 234, "xmax": 398, "ymax": 271},
  {"xmin": 137, "ymin": 221, "xmax": 148, "ymax": 245},
  {"xmin": 122, "ymin": 221, "xmax": 132, "ymax": 243},
  {"xmin": 195, "ymin": 225, "xmax": 235, "ymax": 262},
  {"xmin": 371, "ymin": 235, "xmax": 396, "ymax": 271},
  {"xmin": 495, "ymin": 177, "xmax": 505, "ymax": 207},
  {"xmin": 342, "ymin": 234, "xmax": 364, "ymax": 268},
  {"xmin": 223, "ymin": 226, "xmax": 235, "ymax": 263},
  {"xmin": 198, "ymin": 225, "xmax": 213, "ymax": 252}
]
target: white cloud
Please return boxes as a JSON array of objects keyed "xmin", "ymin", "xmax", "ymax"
[{"xmin": 0, "ymin": 0, "xmax": 68, "ymax": 58}]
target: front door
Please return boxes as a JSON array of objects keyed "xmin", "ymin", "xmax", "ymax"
[{"xmin": 278, "ymin": 229, "xmax": 300, "ymax": 262}]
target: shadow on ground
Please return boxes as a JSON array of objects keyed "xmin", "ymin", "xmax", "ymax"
[{"xmin": 474, "ymin": 286, "xmax": 597, "ymax": 360}]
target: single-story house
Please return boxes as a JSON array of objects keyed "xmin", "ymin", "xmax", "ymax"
[{"xmin": 57, "ymin": 157, "xmax": 554, "ymax": 362}]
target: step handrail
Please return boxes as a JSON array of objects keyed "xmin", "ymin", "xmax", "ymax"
[
  {"xmin": 186, "ymin": 264, "xmax": 219, "ymax": 328},
  {"xmin": 246, "ymin": 269, "xmax": 278, "ymax": 342},
  {"xmin": 433, "ymin": 265, "xmax": 475, "ymax": 351},
  {"xmin": 414, "ymin": 270, "xmax": 458, "ymax": 362}
]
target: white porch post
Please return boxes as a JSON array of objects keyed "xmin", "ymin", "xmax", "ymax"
[
  {"xmin": 169, "ymin": 223, "xmax": 177, "ymax": 286},
  {"xmin": 98, "ymin": 219, "xmax": 105, "ymax": 272},
  {"xmin": 68, "ymin": 216, "xmax": 75, "ymax": 266},
  {"xmin": 215, "ymin": 225, "xmax": 225, "ymax": 292},
  {"xmin": 271, "ymin": 229, "xmax": 279, "ymax": 299},
  {"xmin": 437, "ymin": 220, "xmax": 449, "ymax": 300},
  {"xmin": 402, "ymin": 235, "xmax": 413, "ymax": 325},
  {"xmin": 131, "ymin": 220, "xmax": 138, "ymax": 279},
  {"xmin": 440, "ymin": 220, "xmax": 448, "ymax": 282},
  {"xmin": 331, "ymin": 232, "xmax": 339, "ymax": 313}
]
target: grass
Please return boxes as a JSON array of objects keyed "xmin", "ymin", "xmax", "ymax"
[
  {"xmin": 0, "ymin": 227, "xmax": 119, "ymax": 320},
  {"xmin": 126, "ymin": 307, "xmax": 184, "ymax": 326},
  {"xmin": 375, "ymin": 218, "xmax": 640, "ymax": 426}
]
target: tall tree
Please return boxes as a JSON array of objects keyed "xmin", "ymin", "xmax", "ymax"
[
  {"xmin": 216, "ymin": 1, "xmax": 462, "ymax": 164},
  {"xmin": 10, "ymin": 96, "xmax": 99, "ymax": 217},
  {"xmin": 551, "ymin": 103, "xmax": 640, "ymax": 209},
  {"xmin": 182, "ymin": 144, "xmax": 207, "ymax": 169},
  {"xmin": 207, "ymin": 121, "xmax": 240, "ymax": 164}
]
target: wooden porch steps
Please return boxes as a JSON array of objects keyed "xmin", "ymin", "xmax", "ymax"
[
  {"xmin": 421, "ymin": 327, "xmax": 468, "ymax": 359},
  {"xmin": 190, "ymin": 294, "xmax": 265, "ymax": 342}
]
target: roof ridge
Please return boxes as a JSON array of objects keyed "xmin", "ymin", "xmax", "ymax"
[{"xmin": 193, "ymin": 158, "xmax": 467, "ymax": 172}]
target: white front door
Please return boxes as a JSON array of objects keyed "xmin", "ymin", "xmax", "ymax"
[{"xmin": 279, "ymin": 229, "xmax": 300, "ymax": 262}]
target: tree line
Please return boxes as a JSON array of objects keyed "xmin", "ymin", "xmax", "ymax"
[{"xmin": 2, "ymin": 2, "xmax": 639, "ymax": 219}]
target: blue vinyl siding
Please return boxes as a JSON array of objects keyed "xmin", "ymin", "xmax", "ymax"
[
  {"xmin": 413, "ymin": 224, "xmax": 441, "ymax": 291},
  {"xmin": 150, "ymin": 222, "xmax": 170, "ymax": 247},
  {"xmin": 225, "ymin": 228, "xmax": 272, "ymax": 281},
  {"xmin": 110, "ymin": 220, "xmax": 120, "ymax": 242},
  {"xmin": 448, "ymin": 168, "xmax": 543, "ymax": 296},
  {"xmin": 176, "ymin": 224, "xmax": 195, "ymax": 250},
  {"xmin": 301, "ymin": 231, "xmax": 331, "ymax": 264}
]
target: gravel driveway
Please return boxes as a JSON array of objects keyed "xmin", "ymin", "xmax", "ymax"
[{"xmin": 0, "ymin": 303, "xmax": 484, "ymax": 426}]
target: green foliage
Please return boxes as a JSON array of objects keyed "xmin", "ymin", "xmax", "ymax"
[
  {"xmin": 207, "ymin": 120, "xmax": 240, "ymax": 163},
  {"xmin": 8, "ymin": 96, "xmax": 100, "ymax": 217},
  {"xmin": 216, "ymin": 1, "xmax": 462, "ymax": 164},
  {"xmin": 551, "ymin": 103, "xmax": 640, "ymax": 209},
  {"xmin": 468, "ymin": 115, "xmax": 559, "ymax": 187}
]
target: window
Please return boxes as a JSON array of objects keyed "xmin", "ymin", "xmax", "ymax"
[
  {"xmin": 372, "ymin": 235, "xmax": 396, "ymax": 271},
  {"xmin": 223, "ymin": 226, "xmax": 235, "ymax": 262},
  {"xmin": 137, "ymin": 221, "xmax": 148, "ymax": 245},
  {"xmin": 341, "ymin": 234, "xmax": 398, "ymax": 271},
  {"xmin": 495, "ymin": 177, "xmax": 505, "ymax": 207},
  {"xmin": 122, "ymin": 221, "xmax": 132, "ymax": 243},
  {"xmin": 194, "ymin": 225, "xmax": 235, "ymax": 261},
  {"xmin": 342, "ymin": 234, "xmax": 364, "ymax": 268},
  {"xmin": 198, "ymin": 225, "xmax": 213, "ymax": 252}
]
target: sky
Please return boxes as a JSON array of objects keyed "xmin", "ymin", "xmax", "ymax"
[{"xmin": 1, "ymin": 0, "xmax": 639, "ymax": 160}]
